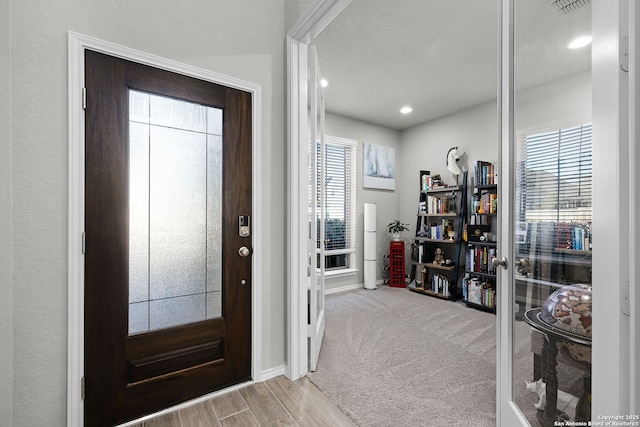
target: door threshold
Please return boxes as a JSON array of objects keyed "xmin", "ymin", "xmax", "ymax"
[{"xmin": 116, "ymin": 380, "xmax": 254, "ymax": 427}]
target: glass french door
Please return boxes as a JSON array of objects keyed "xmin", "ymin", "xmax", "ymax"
[
  {"xmin": 498, "ymin": 0, "xmax": 593, "ymax": 425},
  {"xmin": 308, "ymin": 45, "xmax": 326, "ymax": 372}
]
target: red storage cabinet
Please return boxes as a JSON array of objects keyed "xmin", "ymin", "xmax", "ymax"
[{"xmin": 389, "ymin": 241, "xmax": 405, "ymax": 288}]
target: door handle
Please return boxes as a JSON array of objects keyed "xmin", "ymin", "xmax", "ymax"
[
  {"xmin": 492, "ymin": 256, "xmax": 508, "ymax": 269},
  {"xmin": 515, "ymin": 258, "xmax": 529, "ymax": 275},
  {"xmin": 238, "ymin": 246, "xmax": 252, "ymax": 257}
]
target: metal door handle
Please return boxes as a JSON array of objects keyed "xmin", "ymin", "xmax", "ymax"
[
  {"xmin": 492, "ymin": 256, "xmax": 508, "ymax": 269},
  {"xmin": 238, "ymin": 246, "xmax": 252, "ymax": 257}
]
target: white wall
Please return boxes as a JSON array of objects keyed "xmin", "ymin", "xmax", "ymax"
[
  {"xmin": 515, "ymin": 70, "xmax": 592, "ymax": 132},
  {"xmin": 5, "ymin": 1, "xmax": 286, "ymax": 425},
  {"xmin": 325, "ymin": 113, "xmax": 401, "ymax": 290},
  {"xmin": 0, "ymin": 0, "xmax": 13, "ymax": 423}
]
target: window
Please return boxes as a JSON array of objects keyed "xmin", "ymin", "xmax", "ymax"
[
  {"xmin": 516, "ymin": 123, "xmax": 592, "ymax": 251},
  {"xmin": 317, "ymin": 136, "xmax": 357, "ymax": 271}
]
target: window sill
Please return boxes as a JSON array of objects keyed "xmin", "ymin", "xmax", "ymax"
[{"xmin": 325, "ymin": 268, "xmax": 359, "ymax": 279}]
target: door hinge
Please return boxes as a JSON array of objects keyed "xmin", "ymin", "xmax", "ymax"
[
  {"xmin": 81, "ymin": 376, "xmax": 85, "ymax": 400},
  {"xmin": 82, "ymin": 232, "xmax": 86, "ymax": 254},
  {"xmin": 82, "ymin": 87, "xmax": 87, "ymax": 110},
  {"xmin": 306, "ymin": 324, "xmax": 315, "ymax": 338}
]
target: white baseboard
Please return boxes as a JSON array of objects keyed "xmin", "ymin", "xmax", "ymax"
[
  {"xmin": 260, "ymin": 365, "xmax": 286, "ymax": 381},
  {"xmin": 325, "ymin": 279, "xmax": 388, "ymax": 295},
  {"xmin": 325, "ymin": 283, "xmax": 362, "ymax": 295}
]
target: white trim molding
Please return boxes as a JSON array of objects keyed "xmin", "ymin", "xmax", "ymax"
[{"xmin": 67, "ymin": 32, "xmax": 263, "ymax": 426}]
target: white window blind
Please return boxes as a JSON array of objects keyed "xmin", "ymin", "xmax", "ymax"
[
  {"xmin": 516, "ymin": 123, "xmax": 592, "ymax": 251},
  {"xmin": 317, "ymin": 136, "xmax": 357, "ymax": 269}
]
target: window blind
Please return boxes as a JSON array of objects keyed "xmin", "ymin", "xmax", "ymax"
[
  {"xmin": 516, "ymin": 123, "xmax": 592, "ymax": 251},
  {"xmin": 316, "ymin": 136, "xmax": 357, "ymax": 269}
]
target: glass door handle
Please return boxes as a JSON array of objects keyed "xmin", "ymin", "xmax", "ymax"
[{"xmin": 492, "ymin": 256, "xmax": 508, "ymax": 269}]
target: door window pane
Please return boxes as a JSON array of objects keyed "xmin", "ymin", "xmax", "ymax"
[
  {"xmin": 128, "ymin": 89, "xmax": 223, "ymax": 335},
  {"xmin": 512, "ymin": 122, "xmax": 593, "ymax": 424}
]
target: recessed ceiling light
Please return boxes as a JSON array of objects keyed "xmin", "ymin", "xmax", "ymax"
[
  {"xmin": 320, "ymin": 79, "xmax": 329, "ymax": 88},
  {"xmin": 400, "ymin": 106, "xmax": 413, "ymax": 114},
  {"xmin": 568, "ymin": 36, "xmax": 592, "ymax": 49}
]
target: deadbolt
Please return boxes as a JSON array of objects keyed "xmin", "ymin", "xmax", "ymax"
[{"xmin": 238, "ymin": 246, "xmax": 251, "ymax": 257}]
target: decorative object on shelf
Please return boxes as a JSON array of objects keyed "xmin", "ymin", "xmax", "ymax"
[
  {"xmin": 540, "ymin": 284, "xmax": 592, "ymax": 338},
  {"xmin": 387, "ymin": 219, "xmax": 410, "ymax": 241},
  {"xmin": 433, "ymin": 247, "xmax": 444, "ymax": 265},
  {"xmin": 363, "ymin": 143, "xmax": 396, "ymax": 190},
  {"xmin": 446, "ymin": 146, "xmax": 465, "ymax": 185}
]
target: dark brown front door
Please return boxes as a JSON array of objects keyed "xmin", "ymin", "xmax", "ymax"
[{"xmin": 84, "ymin": 50, "xmax": 252, "ymax": 426}]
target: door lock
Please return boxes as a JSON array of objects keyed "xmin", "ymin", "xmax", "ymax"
[
  {"xmin": 239, "ymin": 215, "xmax": 250, "ymax": 238},
  {"xmin": 238, "ymin": 246, "xmax": 252, "ymax": 257}
]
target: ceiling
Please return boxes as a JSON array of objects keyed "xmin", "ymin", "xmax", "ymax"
[{"xmin": 311, "ymin": 0, "xmax": 592, "ymax": 130}]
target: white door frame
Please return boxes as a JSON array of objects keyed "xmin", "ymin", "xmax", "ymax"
[
  {"xmin": 67, "ymin": 32, "xmax": 263, "ymax": 426},
  {"xmin": 497, "ymin": 0, "xmax": 639, "ymax": 424},
  {"xmin": 591, "ymin": 0, "xmax": 636, "ymax": 416},
  {"xmin": 286, "ymin": 0, "xmax": 351, "ymax": 380}
]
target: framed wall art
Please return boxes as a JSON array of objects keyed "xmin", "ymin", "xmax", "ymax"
[{"xmin": 363, "ymin": 143, "xmax": 395, "ymax": 191}]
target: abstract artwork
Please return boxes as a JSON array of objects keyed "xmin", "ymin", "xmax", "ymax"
[{"xmin": 363, "ymin": 143, "xmax": 395, "ymax": 190}]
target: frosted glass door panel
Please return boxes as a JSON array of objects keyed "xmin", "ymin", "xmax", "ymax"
[
  {"xmin": 128, "ymin": 89, "xmax": 223, "ymax": 335},
  {"xmin": 207, "ymin": 135, "xmax": 223, "ymax": 293},
  {"xmin": 149, "ymin": 126, "xmax": 207, "ymax": 300}
]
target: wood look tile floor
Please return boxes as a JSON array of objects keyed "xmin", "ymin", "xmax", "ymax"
[{"xmin": 130, "ymin": 376, "xmax": 357, "ymax": 427}]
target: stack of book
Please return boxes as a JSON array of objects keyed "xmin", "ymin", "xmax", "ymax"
[
  {"xmin": 430, "ymin": 273, "xmax": 451, "ymax": 296},
  {"xmin": 467, "ymin": 246, "xmax": 497, "ymax": 274},
  {"xmin": 474, "ymin": 161, "xmax": 495, "ymax": 186},
  {"xmin": 556, "ymin": 223, "xmax": 591, "ymax": 251},
  {"xmin": 463, "ymin": 278, "xmax": 495, "ymax": 308},
  {"xmin": 426, "ymin": 195, "xmax": 451, "ymax": 214},
  {"xmin": 429, "ymin": 219, "xmax": 454, "ymax": 241},
  {"xmin": 478, "ymin": 192, "xmax": 497, "ymax": 214}
]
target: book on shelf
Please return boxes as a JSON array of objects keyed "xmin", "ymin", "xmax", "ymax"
[
  {"xmin": 463, "ymin": 277, "xmax": 496, "ymax": 308},
  {"xmin": 428, "ymin": 273, "xmax": 450, "ymax": 296},
  {"xmin": 474, "ymin": 160, "xmax": 495, "ymax": 186},
  {"xmin": 428, "ymin": 219, "xmax": 454, "ymax": 241},
  {"xmin": 466, "ymin": 246, "xmax": 497, "ymax": 275},
  {"xmin": 426, "ymin": 195, "xmax": 451, "ymax": 214},
  {"xmin": 478, "ymin": 191, "xmax": 498, "ymax": 214},
  {"xmin": 556, "ymin": 222, "xmax": 591, "ymax": 251}
]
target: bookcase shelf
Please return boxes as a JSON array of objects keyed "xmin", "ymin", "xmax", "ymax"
[
  {"xmin": 464, "ymin": 166, "xmax": 497, "ymax": 312},
  {"xmin": 409, "ymin": 172, "xmax": 467, "ymax": 301},
  {"xmin": 415, "ymin": 237, "xmax": 456, "ymax": 244}
]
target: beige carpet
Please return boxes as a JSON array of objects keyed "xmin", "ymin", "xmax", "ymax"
[{"xmin": 308, "ymin": 285, "xmax": 497, "ymax": 427}]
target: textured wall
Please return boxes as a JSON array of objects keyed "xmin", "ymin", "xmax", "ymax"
[
  {"xmin": 0, "ymin": 0, "xmax": 13, "ymax": 424},
  {"xmin": 9, "ymin": 1, "xmax": 286, "ymax": 425}
]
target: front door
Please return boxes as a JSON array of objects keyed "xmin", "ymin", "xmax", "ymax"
[{"xmin": 84, "ymin": 50, "xmax": 252, "ymax": 426}]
